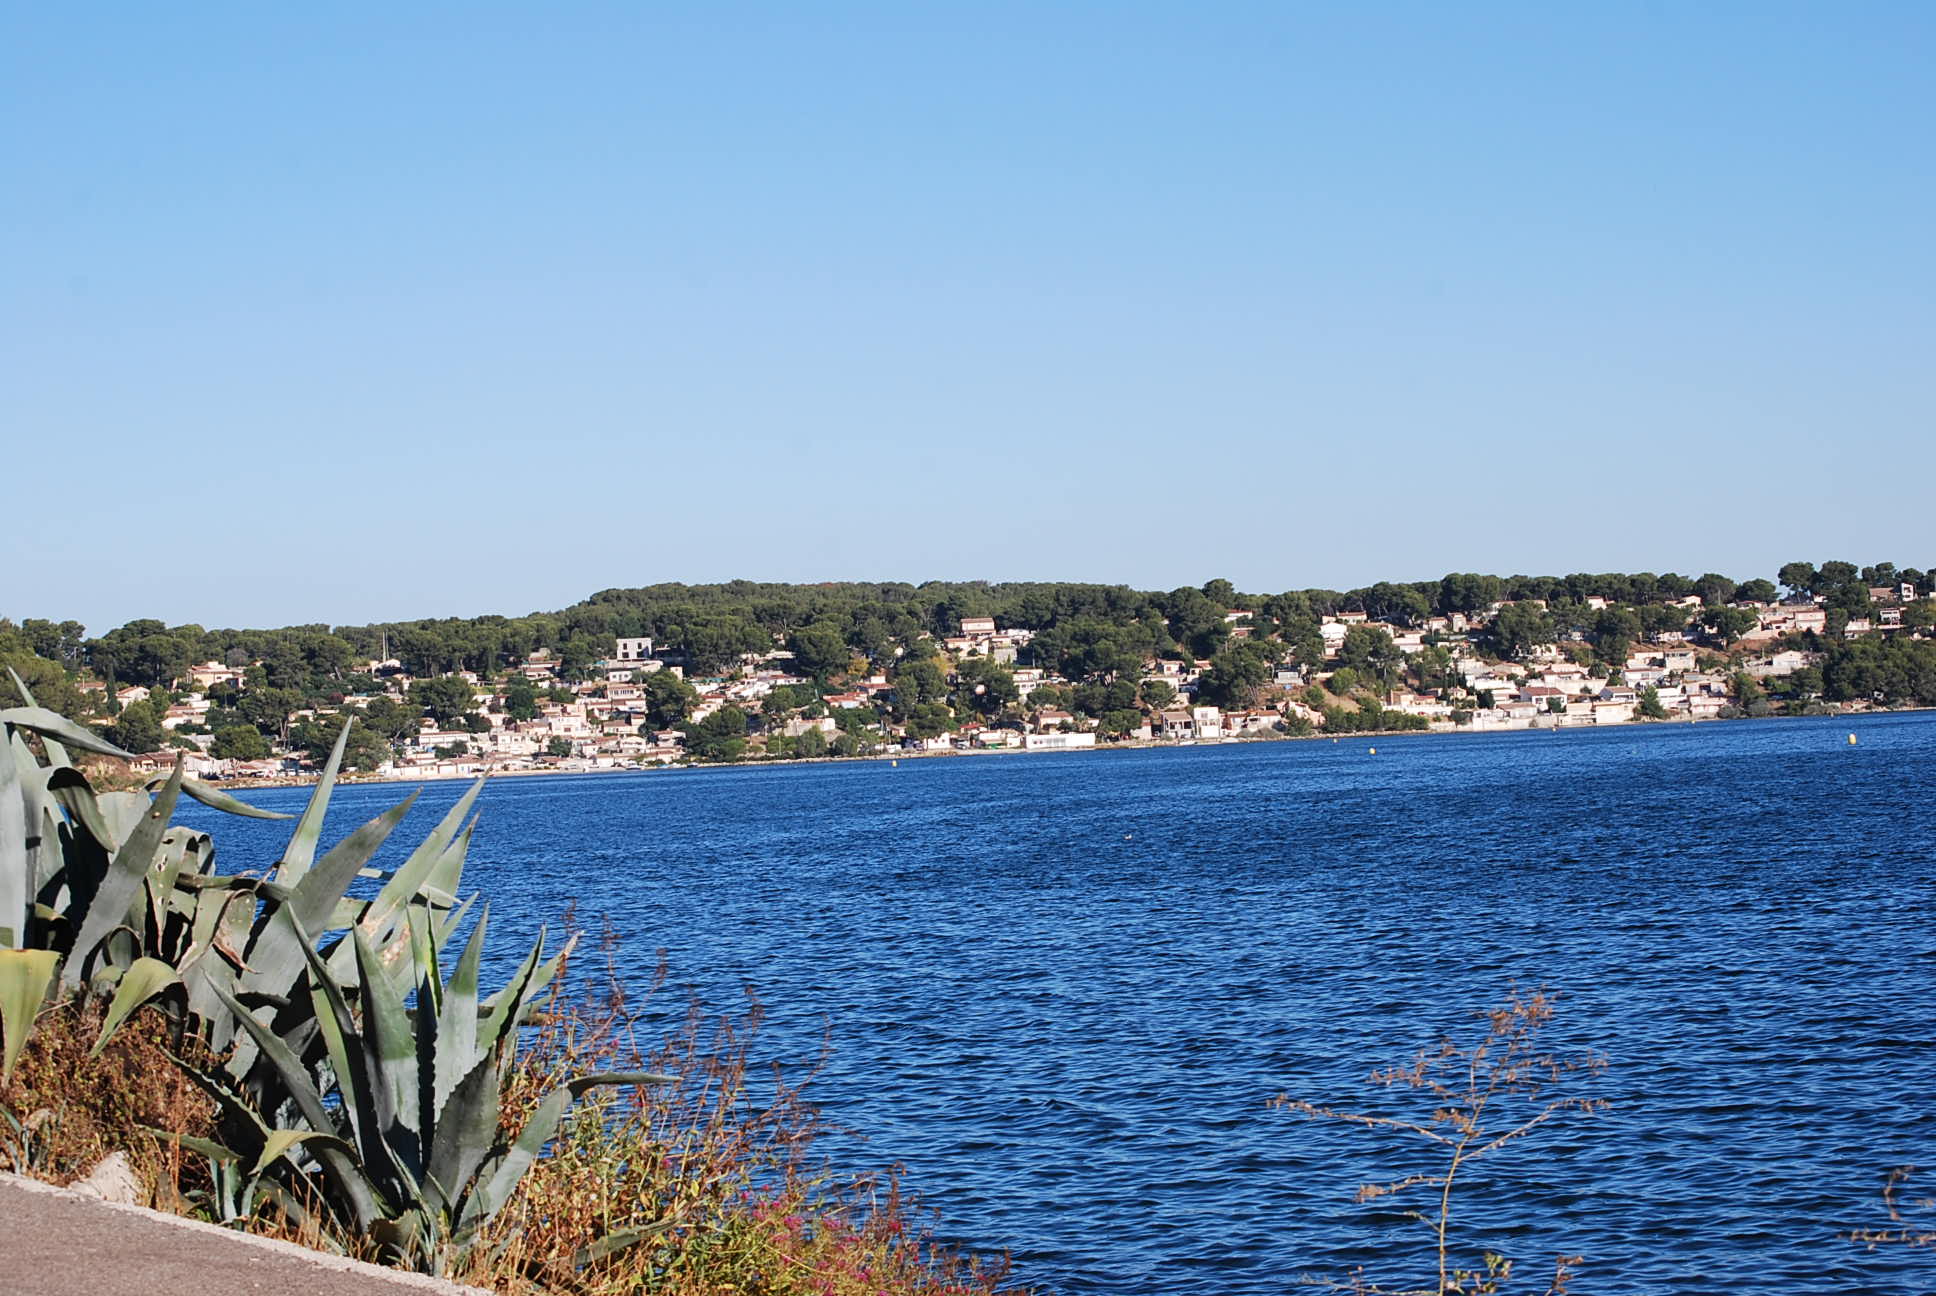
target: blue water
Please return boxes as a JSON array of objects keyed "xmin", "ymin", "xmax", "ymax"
[{"xmin": 180, "ymin": 713, "xmax": 1936, "ymax": 1294}]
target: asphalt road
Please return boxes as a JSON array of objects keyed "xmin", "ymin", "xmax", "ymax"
[{"xmin": 0, "ymin": 1175, "xmax": 485, "ymax": 1296}]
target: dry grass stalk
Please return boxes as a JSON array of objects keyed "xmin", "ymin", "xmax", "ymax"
[
  {"xmin": 451, "ymin": 921, "xmax": 1027, "ymax": 1295},
  {"xmin": 1272, "ymin": 988, "xmax": 1605, "ymax": 1296},
  {"xmin": 1848, "ymin": 1165, "xmax": 1936, "ymax": 1251}
]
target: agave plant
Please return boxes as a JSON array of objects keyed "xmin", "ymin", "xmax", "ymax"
[
  {"xmin": 1, "ymin": 676, "xmax": 472, "ymax": 1079},
  {"xmin": 4, "ymin": 685, "xmax": 674, "ymax": 1269},
  {"xmin": 184, "ymin": 909, "xmax": 671, "ymax": 1272}
]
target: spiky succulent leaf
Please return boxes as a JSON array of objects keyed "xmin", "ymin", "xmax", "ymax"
[
  {"xmin": 0, "ymin": 730, "xmax": 27, "ymax": 949},
  {"xmin": 0, "ymin": 708, "xmax": 133, "ymax": 760},
  {"xmin": 0, "ymin": 948, "xmax": 60, "ymax": 1080},
  {"xmin": 358, "ymin": 779, "xmax": 484, "ymax": 945},
  {"xmin": 4, "ymin": 672, "xmax": 69, "ymax": 768},
  {"xmin": 352, "ymin": 927, "xmax": 423, "ymax": 1166},
  {"xmin": 425, "ymin": 1047, "xmax": 503, "ymax": 1217},
  {"xmin": 63, "ymin": 760, "xmax": 184, "ymax": 988},
  {"xmin": 153, "ymin": 776, "xmax": 295, "ymax": 820},
  {"xmin": 243, "ymin": 794, "xmax": 418, "ymax": 1005},
  {"xmin": 432, "ymin": 908, "xmax": 488, "ymax": 1116},
  {"xmin": 276, "ymin": 719, "xmax": 353, "ymax": 886},
  {"xmin": 92, "ymin": 956, "xmax": 181, "ymax": 1056}
]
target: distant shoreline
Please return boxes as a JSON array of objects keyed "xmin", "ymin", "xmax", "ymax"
[{"xmin": 209, "ymin": 705, "xmax": 1909, "ymax": 793}]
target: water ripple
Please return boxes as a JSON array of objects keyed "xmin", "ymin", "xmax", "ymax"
[{"xmin": 183, "ymin": 713, "xmax": 1936, "ymax": 1295}]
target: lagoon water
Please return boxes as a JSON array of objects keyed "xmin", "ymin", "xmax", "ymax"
[{"xmin": 182, "ymin": 713, "xmax": 1936, "ymax": 1294}]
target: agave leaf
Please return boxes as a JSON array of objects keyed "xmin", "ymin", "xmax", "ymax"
[
  {"xmin": 358, "ymin": 779, "xmax": 485, "ymax": 944},
  {"xmin": 180, "ymin": 888, "xmax": 254, "ymax": 1028},
  {"xmin": 0, "ymin": 707, "xmax": 132, "ymax": 760},
  {"xmin": 407, "ymin": 903, "xmax": 441, "ymax": 1017},
  {"xmin": 276, "ymin": 718, "xmax": 353, "ymax": 886},
  {"xmin": 0, "ymin": 731, "xmax": 26, "ymax": 949},
  {"xmin": 145, "ymin": 1127, "xmax": 246, "ymax": 1165},
  {"xmin": 475, "ymin": 930, "xmax": 547, "ymax": 1059},
  {"xmin": 295, "ymin": 923, "xmax": 374, "ymax": 1150},
  {"xmin": 141, "ymin": 829, "xmax": 195, "ymax": 953},
  {"xmin": 212, "ymin": 981, "xmax": 334, "ymax": 1132},
  {"xmin": 422, "ymin": 816, "xmax": 478, "ymax": 914},
  {"xmin": 93, "ymin": 956, "xmax": 181, "ymax": 1056},
  {"xmin": 352, "ymin": 928, "xmax": 423, "ymax": 1149},
  {"xmin": 4, "ymin": 672, "xmax": 69, "ymax": 768},
  {"xmin": 63, "ymin": 759, "xmax": 184, "ymax": 989},
  {"xmin": 93, "ymin": 791, "xmax": 152, "ymax": 855},
  {"xmin": 0, "ymin": 948, "xmax": 60, "ymax": 1080},
  {"xmin": 295, "ymin": 918, "xmax": 421, "ymax": 1215},
  {"xmin": 567, "ymin": 1070, "xmax": 678, "ymax": 1096},
  {"xmin": 244, "ymin": 794, "xmax": 418, "ymax": 1002},
  {"xmin": 210, "ymin": 978, "xmax": 386, "ymax": 1230},
  {"xmin": 433, "ymin": 908, "xmax": 488, "ymax": 1116},
  {"xmin": 425, "ymin": 1047, "xmax": 504, "ymax": 1215},
  {"xmin": 153, "ymin": 776, "xmax": 294, "ymax": 821},
  {"xmin": 6, "ymin": 734, "xmax": 49, "ymax": 925},
  {"xmin": 252, "ymin": 1128, "xmax": 358, "ymax": 1177}
]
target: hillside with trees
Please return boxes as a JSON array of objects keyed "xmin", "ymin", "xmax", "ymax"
[{"xmin": 3, "ymin": 560, "xmax": 1933, "ymax": 775}]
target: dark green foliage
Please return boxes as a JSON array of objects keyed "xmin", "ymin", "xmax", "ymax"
[
  {"xmin": 680, "ymin": 707, "xmax": 749, "ymax": 761},
  {"xmin": 1635, "ymin": 687, "xmax": 1669, "ymax": 720},
  {"xmin": 1196, "ymin": 641, "xmax": 1276, "ymax": 709},
  {"xmin": 1820, "ymin": 636, "xmax": 1936, "ymax": 706},
  {"xmin": 1489, "ymin": 603, "xmax": 1555, "ymax": 660},
  {"xmin": 787, "ymin": 622, "xmax": 851, "ymax": 677},
  {"xmin": 409, "ymin": 676, "xmax": 479, "ymax": 729},
  {"xmin": 1321, "ymin": 699, "xmax": 1428, "ymax": 733},
  {"xmin": 291, "ymin": 713, "xmax": 394, "ymax": 772},
  {"xmin": 106, "ymin": 699, "xmax": 165, "ymax": 753},
  {"xmin": 953, "ymin": 656, "xmax": 1018, "ymax": 716},
  {"xmin": 503, "ymin": 679, "xmax": 539, "ymax": 721},
  {"xmin": 211, "ymin": 724, "xmax": 270, "ymax": 760}
]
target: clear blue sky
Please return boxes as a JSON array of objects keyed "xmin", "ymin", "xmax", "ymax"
[{"xmin": 6, "ymin": 3, "xmax": 1932, "ymax": 633}]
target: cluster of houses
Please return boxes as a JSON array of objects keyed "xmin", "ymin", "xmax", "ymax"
[{"xmin": 97, "ymin": 583, "xmax": 1929, "ymax": 781}]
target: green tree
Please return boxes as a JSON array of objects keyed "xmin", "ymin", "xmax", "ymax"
[
  {"xmin": 1701, "ymin": 605, "xmax": 1758, "ymax": 646},
  {"xmin": 107, "ymin": 700, "xmax": 165, "ymax": 753},
  {"xmin": 357, "ymin": 696, "xmax": 422, "ymax": 741},
  {"xmin": 1337, "ymin": 626, "xmax": 1402, "ymax": 684},
  {"xmin": 954, "ymin": 656, "xmax": 1019, "ymax": 716},
  {"xmin": 787, "ymin": 622, "xmax": 851, "ymax": 677},
  {"xmin": 1489, "ymin": 603, "xmax": 1555, "ymax": 660},
  {"xmin": 1736, "ymin": 578, "xmax": 1778, "ymax": 603},
  {"xmin": 1777, "ymin": 562, "xmax": 1819, "ymax": 598},
  {"xmin": 680, "ymin": 706, "xmax": 750, "ymax": 761},
  {"xmin": 409, "ymin": 675, "xmax": 479, "ymax": 728},
  {"xmin": 1196, "ymin": 641, "xmax": 1274, "ymax": 709},
  {"xmin": 1635, "ymin": 686, "xmax": 1668, "ymax": 720},
  {"xmin": 1694, "ymin": 573, "xmax": 1738, "ymax": 607},
  {"xmin": 0, "ymin": 647, "xmax": 88, "ymax": 716},
  {"xmin": 211, "ymin": 724, "xmax": 270, "ymax": 760},
  {"xmin": 902, "ymin": 702, "xmax": 956, "ymax": 739},
  {"xmin": 640, "ymin": 671, "xmax": 698, "ymax": 730},
  {"xmin": 889, "ymin": 657, "xmax": 948, "ymax": 716},
  {"xmin": 503, "ymin": 679, "xmax": 539, "ymax": 721},
  {"xmin": 545, "ymin": 737, "xmax": 573, "ymax": 758},
  {"xmin": 290, "ymin": 714, "xmax": 393, "ymax": 772},
  {"xmin": 1140, "ymin": 679, "xmax": 1176, "ymax": 709},
  {"xmin": 238, "ymin": 685, "xmax": 304, "ymax": 744}
]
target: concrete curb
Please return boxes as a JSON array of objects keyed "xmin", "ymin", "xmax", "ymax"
[{"xmin": 0, "ymin": 1172, "xmax": 493, "ymax": 1295}]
